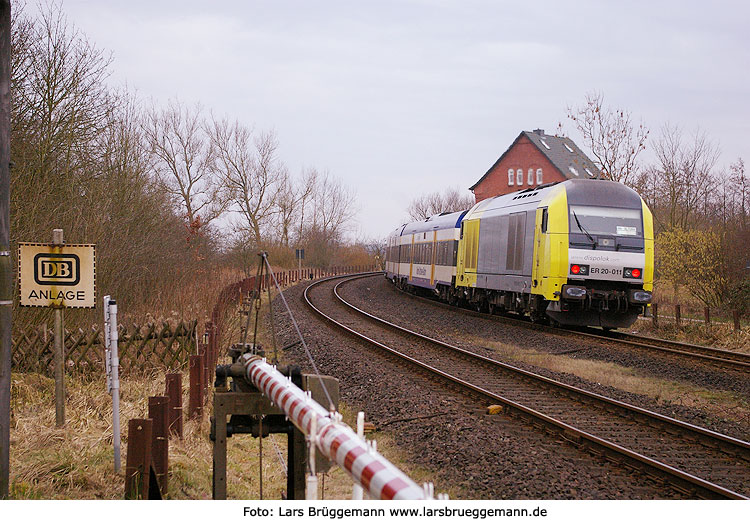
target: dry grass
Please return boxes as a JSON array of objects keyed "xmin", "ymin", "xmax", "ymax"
[
  {"xmin": 9, "ymin": 275, "xmax": 441, "ymax": 500},
  {"xmin": 468, "ymin": 337, "xmax": 750, "ymax": 428},
  {"xmin": 629, "ymin": 317, "xmax": 750, "ymax": 352},
  {"xmin": 8, "ymin": 369, "xmax": 365, "ymax": 499}
]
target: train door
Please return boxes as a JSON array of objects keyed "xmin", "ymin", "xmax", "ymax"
[
  {"xmin": 531, "ymin": 208, "xmax": 547, "ymax": 293},
  {"xmin": 430, "ymin": 231, "xmax": 437, "ymax": 285},
  {"xmin": 456, "ymin": 219, "xmax": 479, "ymax": 287},
  {"xmin": 408, "ymin": 234, "xmax": 415, "ymax": 281}
]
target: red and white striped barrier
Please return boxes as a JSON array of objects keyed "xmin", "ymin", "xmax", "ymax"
[{"xmin": 243, "ymin": 356, "xmax": 427, "ymax": 500}]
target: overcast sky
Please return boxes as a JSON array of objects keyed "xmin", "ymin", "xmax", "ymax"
[{"xmin": 24, "ymin": 0, "xmax": 750, "ymax": 240}]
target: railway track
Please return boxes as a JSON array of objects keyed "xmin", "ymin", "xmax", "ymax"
[
  {"xmin": 305, "ymin": 274, "xmax": 750, "ymax": 500},
  {"xmin": 388, "ymin": 277, "xmax": 750, "ymax": 373},
  {"xmin": 575, "ymin": 328, "xmax": 750, "ymax": 370}
]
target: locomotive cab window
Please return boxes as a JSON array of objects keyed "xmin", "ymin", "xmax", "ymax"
[
  {"xmin": 569, "ymin": 205, "xmax": 643, "ymax": 238},
  {"xmin": 541, "ymin": 208, "xmax": 548, "ymax": 233}
]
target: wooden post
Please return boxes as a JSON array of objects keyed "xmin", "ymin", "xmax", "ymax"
[
  {"xmin": 125, "ymin": 419, "xmax": 153, "ymax": 499},
  {"xmin": 734, "ymin": 310, "xmax": 741, "ymax": 331},
  {"xmin": 165, "ymin": 373, "xmax": 183, "ymax": 439},
  {"xmin": 188, "ymin": 355, "xmax": 203, "ymax": 419},
  {"xmin": 52, "ymin": 228, "xmax": 65, "ymax": 427},
  {"xmin": 652, "ymin": 303, "xmax": 658, "ymax": 328},
  {"xmin": 704, "ymin": 306, "xmax": 710, "ymax": 326},
  {"xmin": 675, "ymin": 304, "xmax": 681, "ymax": 327},
  {"xmin": 148, "ymin": 396, "xmax": 169, "ymax": 496}
]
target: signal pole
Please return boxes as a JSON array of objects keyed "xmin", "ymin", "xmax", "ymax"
[{"xmin": 0, "ymin": 0, "xmax": 11, "ymax": 499}]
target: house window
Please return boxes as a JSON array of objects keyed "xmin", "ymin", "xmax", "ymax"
[
  {"xmin": 508, "ymin": 168, "xmax": 514, "ymax": 185},
  {"xmin": 536, "ymin": 168, "xmax": 543, "ymax": 184},
  {"xmin": 516, "ymin": 168, "xmax": 523, "ymax": 185},
  {"xmin": 528, "ymin": 168, "xmax": 534, "ymax": 185}
]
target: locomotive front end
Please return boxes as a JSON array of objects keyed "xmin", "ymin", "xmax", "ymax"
[{"xmin": 541, "ymin": 180, "xmax": 654, "ymax": 328}]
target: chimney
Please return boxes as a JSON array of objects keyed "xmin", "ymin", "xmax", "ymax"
[{"xmin": 533, "ymin": 128, "xmax": 545, "ymax": 136}]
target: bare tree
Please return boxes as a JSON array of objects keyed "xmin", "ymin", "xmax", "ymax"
[
  {"xmin": 566, "ymin": 92, "xmax": 649, "ymax": 184},
  {"xmin": 407, "ymin": 187, "xmax": 474, "ymax": 221},
  {"xmin": 209, "ymin": 119, "xmax": 285, "ymax": 248},
  {"xmin": 728, "ymin": 158, "xmax": 747, "ymax": 231},
  {"xmin": 641, "ymin": 124, "xmax": 719, "ymax": 231},
  {"xmin": 11, "ymin": 1, "xmax": 112, "ymax": 238},
  {"xmin": 274, "ymin": 168, "xmax": 315, "ymax": 248},
  {"xmin": 144, "ymin": 99, "xmax": 225, "ymax": 234},
  {"xmin": 310, "ymin": 170, "xmax": 357, "ymax": 244}
]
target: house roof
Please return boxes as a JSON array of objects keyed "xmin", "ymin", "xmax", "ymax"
[{"xmin": 469, "ymin": 129, "xmax": 601, "ymax": 191}]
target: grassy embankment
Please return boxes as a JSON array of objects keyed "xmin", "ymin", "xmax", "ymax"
[{"xmin": 9, "ymin": 281, "xmax": 446, "ymax": 499}]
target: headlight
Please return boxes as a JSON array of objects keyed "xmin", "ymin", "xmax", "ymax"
[
  {"xmin": 570, "ymin": 264, "xmax": 589, "ymax": 276},
  {"xmin": 562, "ymin": 285, "xmax": 587, "ymax": 299},
  {"xmin": 629, "ymin": 290, "xmax": 652, "ymax": 303},
  {"xmin": 623, "ymin": 267, "xmax": 642, "ymax": 279}
]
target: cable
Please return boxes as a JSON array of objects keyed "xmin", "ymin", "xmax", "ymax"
[
  {"xmin": 269, "ymin": 434, "xmax": 287, "ymax": 472},
  {"xmin": 262, "ymin": 254, "xmax": 335, "ymax": 412}
]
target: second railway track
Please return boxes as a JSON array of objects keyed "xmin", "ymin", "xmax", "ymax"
[
  {"xmin": 390, "ymin": 277, "xmax": 750, "ymax": 373},
  {"xmin": 304, "ymin": 273, "xmax": 750, "ymax": 500}
]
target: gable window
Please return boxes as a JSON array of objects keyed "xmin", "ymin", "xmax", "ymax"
[
  {"xmin": 528, "ymin": 168, "xmax": 534, "ymax": 185},
  {"xmin": 536, "ymin": 168, "xmax": 543, "ymax": 184},
  {"xmin": 516, "ymin": 168, "xmax": 523, "ymax": 185},
  {"xmin": 508, "ymin": 168, "xmax": 514, "ymax": 185}
]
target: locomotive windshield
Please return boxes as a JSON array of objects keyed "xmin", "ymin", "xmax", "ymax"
[{"xmin": 568, "ymin": 205, "xmax": 643, "ymax": 237}]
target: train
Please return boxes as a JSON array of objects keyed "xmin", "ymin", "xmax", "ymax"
[{"xmin": 385, "ymin": 179, "xmax": 654, "ymax": 328}]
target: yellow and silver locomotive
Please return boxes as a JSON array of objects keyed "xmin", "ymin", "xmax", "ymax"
[{"xmin": 386, "ymin": 179, "xmax": 654, "ymax": 328}]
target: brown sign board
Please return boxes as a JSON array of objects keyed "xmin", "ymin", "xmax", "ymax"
[{"xmin": 18, "ymin": 243, "xmax": 96, "ymax": 308}]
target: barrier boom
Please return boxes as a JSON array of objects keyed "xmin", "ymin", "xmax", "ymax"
[{"xmin": 242, "ymin": 355, "xmax": 427, "ymax": 500}]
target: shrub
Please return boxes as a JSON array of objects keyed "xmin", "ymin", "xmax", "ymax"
[{"xmin": 727, "ymin": 278, "xmax": 750, "ymax": 316}]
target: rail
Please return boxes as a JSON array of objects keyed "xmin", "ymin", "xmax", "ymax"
[{"xmin": 305, "ymin": 274, "xmax": 750, "ymax": 499}]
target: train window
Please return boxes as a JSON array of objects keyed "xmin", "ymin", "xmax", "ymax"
[
  {"xmin": 569, "ymin": 205, "xmax": 643, "ymax": 237},
  {"xmin": 516, "ymin": 169, "xmax": 523, "ymax": 186},
  {"xmin": 528, "ymin": 168, "xmax": 534, "ymax": 185},
  {"xmin": 536, "ymin": 168, "xmax": 543, "ymax": 184},
  {"xmin": 508, "ymin": 169, "xmax": 514, "ymax": 185},
  {"xmin": 541, "ymin": 208, "xmax": 548, "ymax": 233}
]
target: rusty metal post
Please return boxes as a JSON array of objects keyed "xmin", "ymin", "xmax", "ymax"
[
  {"xmin": 188, "ymin": 355, "xmax": 203, "ymax": 419},
  {"xmin": 733, "ymin": 310, "xmax": 741, "ymax": 331},
  {"xmin": 165, "ymin": 373, "xmax": 183, "ymax": 439},
  {"xmin": 148, "ymin": 396, "xmax": 169, "ymax": 496},
  {"xmin": 704, "ymin": 306, "xmax": 710, "ymax": 326},
  {"xmin": 675, "ymin": 304, "xmax": 681, "ymax": 327},
  {"xmin": 652, "ymin": 302, "xmax": 658, "ymax": 328},
  {"xmin": 125, "ymin": 419, "xmax": 153, "ymax": 499}
]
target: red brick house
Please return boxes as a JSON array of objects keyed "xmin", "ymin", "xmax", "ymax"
[{"xmin": 469, "ymin": 129, "xmax": 601, "ymax": 202}]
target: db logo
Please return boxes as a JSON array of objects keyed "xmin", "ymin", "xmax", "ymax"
[{"xmin": 33, "ymin": 253, "xmax": 80, "ymax": 286}]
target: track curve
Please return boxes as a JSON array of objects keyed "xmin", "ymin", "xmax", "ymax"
[{"xmin": 305, "ymin": 274, "xmax": 750, "ymax": 499}]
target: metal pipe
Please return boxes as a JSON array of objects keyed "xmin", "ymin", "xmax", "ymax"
[
  {"xmin": 109, "ymin": 300, "xmax": 121, "ymax": 472},
  {"xmin": 242, "ymin": 355, "xmax": 426, "ymax": 500}
]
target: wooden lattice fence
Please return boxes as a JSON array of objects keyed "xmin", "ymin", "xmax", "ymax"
[{"xmin": 11, "ymin": 320, "xmax": 197, "ymax": 375}]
